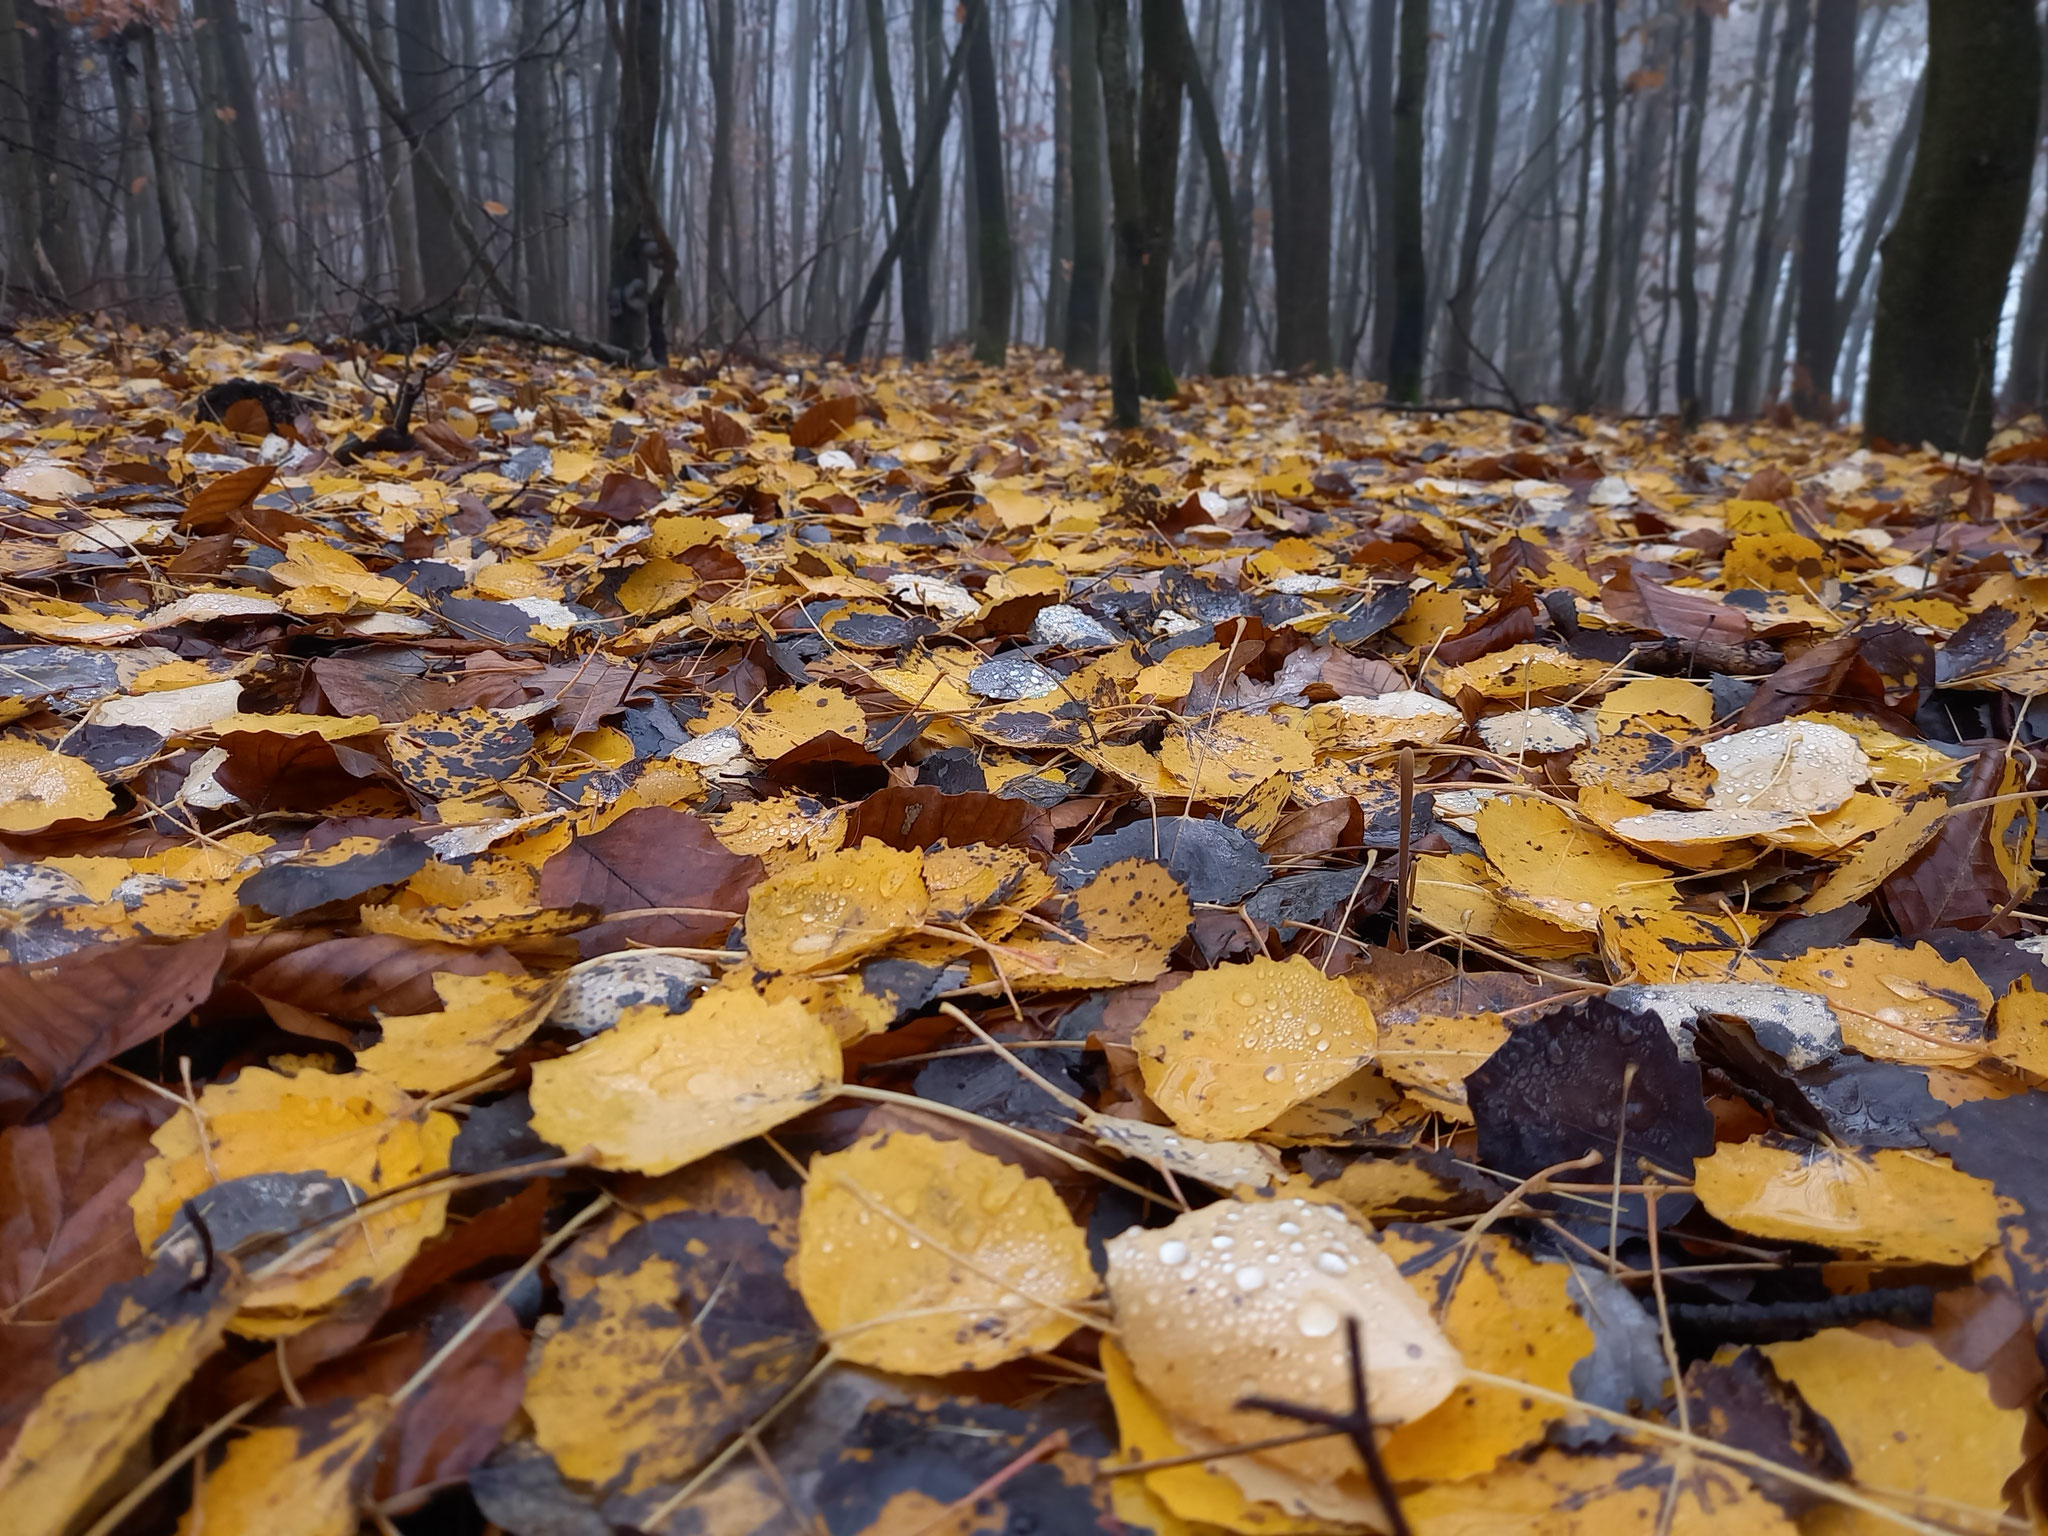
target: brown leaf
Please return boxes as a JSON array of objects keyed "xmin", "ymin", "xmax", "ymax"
[
  {"xmin": 0, "ymin": 925, "xmax": 228, "ymax": 1092},
  {"xmin": 841, "ymin": 785, "xmax": 1043, "ymax": 851},
  {"xmin": 537, "ymin": 806, "xmax": 763, "ymax": 956},
  {"xmin": 1602, "ymin": 563, "xmax": 1751, "ymax": 641},
  {"xmin": 234, "ymin": 934, "xmax": 527, "ymax": 1023},
  {"xmin": 694, "ymin": 406, "xmax": 750, "ymax": 449},
  {"xmin": 788, "ymin": 393, "xmax": 859, "ymax": 449},
  {"xmin": 178, "ymin": 462, "xmax": 276, "ymax": 532},
  {"xmin": 574, "ymin": 471, "xmax": 663, "ymax": 523},
  {"xmin": 1432, "ymin": 584, "xmax": 1539, "ymax": 667},
  {"xmin": 1738, "ymin": 635, "xmax": 1913, "ymax": 731},
  {"xmin": 1883, "ymin": 746, "xmax": 2028, "ymax": 937}
]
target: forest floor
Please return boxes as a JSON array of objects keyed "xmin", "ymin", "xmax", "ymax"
[{"xmin": 3, "ymin": 321, "xmax": 2047, "ymax": 1536}]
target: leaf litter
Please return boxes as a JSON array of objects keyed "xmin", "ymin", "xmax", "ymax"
[{"xmin": 8, "ymin": 329, "xmax": 2048, "ymax": 1532}]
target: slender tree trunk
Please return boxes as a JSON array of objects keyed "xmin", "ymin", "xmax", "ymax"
[
  {"xmin": 866, "ymin": 0, "xmax": 931, "ymax": 358},
  {"xmin": 1597, "ymin": 12, "xmax": 1675, "ymax": 407},
  {"xmin": 1793, "ymin": 0, "xmax": 1855, "ymax": 418},
  {"xmin": 1867, "ymin": 0, "xmax": 2040, "ymax": 454},
  {"xmin": 1440, "ymin": 0, "xmax": 1512, "ymax": 396},
  {"xmin": 1099, "ymin": 0, "xmax": 1142, "ymax": 422},
  {"xmin": 139, "ymin": 25, "xmax": 200, "ymax": 327},
  {"xmin": 1048, "ymin": 0, "xmax": 1072, "ymax": 348},
  {"xmin": 607, "ymin": 0, "xmax": 668, "ymax": 359},
  {"xmin": 1732, "ymin": 0, "xmax": 1809, "ymax": 417},
  {"xmin": 0, "ymin": 0, "xmax": 40, "ymax": 300},
  {"xmin": 1675, "ymin": 2, "xmax": 1710, "ymax": 428},
  {"xmin": 1571, "ymin": 0, "xmax": 1618, "ymax": 410},
  {"xmin": 1179, "ymin": 0, "xmax": 1242, "ymax": 374},
  {"xmin": 363, "ymin": 0, "xmax": 421, "ymax": 309},
  {"xmin": 195, "ymin": 0, "xmax": 294, "ymax": 322},
  {"xmin": 963, "ymin": 0, "xmax": 1011, "ymax": 365},
  {"xmin": 704, "ymin": 0, "xmax": 739, "ymax": 345},
  {"xmin": 20, "ymin": 9, "xmax": 82, "ymax": 297},
  {"xmin": 790, "ymin": 0, "xmax": 814, "ymax": 334},
  {"xmin": 1065, "ymin": 0, "xmax": 1105, "ymax": 368},
  {"xmin": 1702, "ymin": 0, "xmax": 1774, "ymax": 415},
  {"xmin": 1386, "ymin": 0, "xmax": 1428, "ymax": 401},
  {"xmin": 1135, "ymin": 0, "xmax": 1185, "ymax": 395},
  {"xmin": 1366, "ymin": 0, "xmax": 1397, "ymax": 379},
  {"xmin": 911, "ymin": 0, "xmax": 944, "ymax": 341},
  {"xmin": 1270, "ymin": 0, "xmax": 1332, "ymax": 371},
  {"xmin": 2004, "ymin": 17, "xmax": 2048, "ymax": 413},
  {"xmin": 514, "ymin": 0, "xmax": 555, "ymax": 325},
  {"xmin": 395, "ymin": 0, "xmax": 462, "ymax": 292},
  {"xmin": 196, "ymin": 9, "xmax": 249, "ymax": 326},
  {"xmin": 1836, "ymin": 70, "xmax": 1922, "ymax": 404}
]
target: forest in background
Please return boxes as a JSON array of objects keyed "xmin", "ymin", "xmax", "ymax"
[{"xmin": 0, "ymin": 0, "xmax": 2040, "ymax": 449}]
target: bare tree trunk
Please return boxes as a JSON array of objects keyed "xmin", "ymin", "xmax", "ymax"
[
  {"xmin": 1597, "ymin": 9, "xmax": 1675, "ymax": 408},
  {"xmin": 1135, "ymin": 0, "xmax": 1185, "ymax": 395},
  {"xmin": 1065, "ymin": 0, "xmax": 1105, "ymax": 368},
  {"xmin": 704, "ymin": 0, "xmax": 739, "ymax": 345},
  {"xmin": 395, "ymin": 0, "xmax": 463, "ymax": 293},
  {"xmin": 1571, "ymin": 0, "xmax": 1618, "ymax": 410},
  {"xmin": 1048, "ymin": 0, "xmax": 1071, "ymax": 348},
  {"xmin": 963, "ymin": 0, "xmax": 1011, "ymax": 365},
  {"xmin": 1366, "ymin": 0, "xmax": 1397, "ymax": 380},
  {"xmin": 607, "ymin": 0, "xmax": 669, "ymax": 359},
  {"xmin": 363, "ymin": 0, "xmax": 421, "ymax": 309},
  {"xmin": 866, "ymin": 0, "xmax": 931, "ymax": 358},
  {"xmin": 1868, "ymin": 0, "xmax": 2040, "ymax": 454},
  {"xmin": 790, "ymin": 0, "xmax": 815, "ymax": 335},
  {"xmin": 1271, "ymin": 0, "xmax": 1332, "ymax": 372},
  {"xmin": 911, "ymin": 0, "xmax": 944, "ymax": 341},
  {"xmin": 139, "ymin": 25, "xmax": 201, "ymax": 327},
  {"xmin": 1439, "ymin": 0, "xmax": 1512, "ymax": 396},
  {"xmin": 1675, "ymin": 2, "xmax": 1710, "ymax": 427},
  {"xmin": 21, "ymin": 9, "xmax": 82, "ymax": 298},
  {"xmin": 0, "ymin": 0, "xmax": 40, "ymax": 300},
  {"xmin": 1386, "ymin": 0, "xmax": 1428, "ymax": 401},
  {"xmin": 195, "ymin": 0, "xmax": 294, "ymax": 322},
  {"xmin": 1179, "ymin": 0, "xmax": 1242, "ymax": 375},
  {"xmin": 2004, "ymin": 17, "xmax": 2048, "ymax": 413},
  {"xmin": 1836, "ymin": 70, "xmax": 1921, "ymax": 405},
  {"xmin": 1793, "ymin": 0, "xmax": 1855, "ymax": 418},
  {"xmin": 1732, "ymin": 0, "xmax": 1809, "ymax": 418},
  {"xmin": 1099, "ymin": 0, "xmax": 1142, "ymax": 422},
  {"xmin": 514, "ymin": 0, "xmax": 556, "ymax": 325}
]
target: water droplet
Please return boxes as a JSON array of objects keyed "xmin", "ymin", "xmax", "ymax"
[
  {"xmin": 1262, "ymin": 1065, "xmax": 1284, "ymax": 1082},
  {"xmin": 1296, "ymin": 1300, "xmax": 1341, "ymax": 1338},
  {"xmin": 1158, "ymin": 1240, "xmax": 1188, "ymax": 1265},
  {"xmin": 1277, "ymin": 1221, "xmax": 1300, "ymax": 1236},
  {"xmin": 1316, "ymin": 1252, "xmax": 1349, "ymax": 1276},
  {"xmin": 1211, "ymin": 1235, "xmax": 1235, "ymax": 1250},
  {"xmin": 1234, "ymin": 989, "xmax": 1260, "ymax": 1007},
  {"xmin": 1234, "ymin": 1265, "xmax": 1266, "ymax": 1292}
]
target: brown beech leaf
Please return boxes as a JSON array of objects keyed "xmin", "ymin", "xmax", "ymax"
[
  {"xmin": 178, "ymin": 462, "xmax": 276, "ymax": 532},
  {"xmin": 0, "ymin": 925, "xmax": 229, "ymax": 1092},
  {"xmin": 537, "ymin": 805, "xmax": 763, "ymax": 956},
  {"xmin": 233, "ymin": 934, "xmax": 527, "ymax": 1024},
  {"xmin": 788, "ymin": 393, "xmax": 859, "ymax": 448}
]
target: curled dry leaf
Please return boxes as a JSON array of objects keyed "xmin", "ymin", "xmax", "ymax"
[{"xmin": 793, "ymin": 1130, "xmax": 1096, "ymax": 1374}]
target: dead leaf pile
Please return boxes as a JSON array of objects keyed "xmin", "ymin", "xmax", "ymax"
[{"xmin": 3, "ymin": 326, "xmax": 2048, "ymax": 1532}]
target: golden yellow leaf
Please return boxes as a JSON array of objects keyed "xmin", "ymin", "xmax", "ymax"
[
  {"xmin": 1403, "ymin": 1446, "xmax": 1797, "ymax": 1534},
  {"xmin": 732, "ymin": 683, "xmax": 866, "ymax": 759},
  {"xmin": 1134, "ymin": 956, "xmax": 1379, "ymax": 1139},
  {"xmin": 1160, "ymin": 713, "xmax": 1314, "ymax": 799},
  {"xmin": 0, "ymin": 1265, "xmax": 239, "ymax": 1536},
  {"xmin": 991, "ymin": 856, "xmax": 1192, "ymax": 989},
  {"xmin": 1593, "ymin": 677, "xmax": 1715, "ymax": 736},
  {"xmin": 176, "ymin": 1397, "xmax": 392, "ymax": 1536},
  {"xmin": 1990, "ymin": 976, "xmax": 2048, "ymax": 1076},
  {"xmin": 743, "ymin": 839, "xmax": 929, "ymax": 973},
  {"xmin": 1722, "ymin": 529, "xmax": 1831, "ymax": 591},
  {"xmin": 528, "ymin": 978, "xmax": 841, "ymax": 1173},
  {"xmin": 1377, "ymin": 1228, "xmax": 1595, "ymax": 1482},
  {"xmin": 1478, "ymin": 797, "xmax": 1678, "ymax": 932},
  {"xmin": 1774, "ymin": 940, "xmax": 1994, "ymax": 1066},
  {"xmin": 0, "ymin": 737, "xmax": 115, "ymax": 832},
  {"xmin": 1762, "ymin": 1329, "xmax": 2025, "ymax": 1536},
  {"xmin": 1692, "ymin": 1140, "xmax": 2002, "ymax": 1265},
  {"xmin": 1599, "ymin": 907, "xmax": 1774, "ymax": 985},
  {"xmin": 793, "ymin": 1130, "xmax": 1096, "ymax": 1373},
  {"xmin": 129, "ymin": 1066, "xmax": 456, "ymax": 1335},
  {"xmin": 1802, "ymin": 796, "xmax": 1948, "ymax": 913},
  {"xmin": 1409, "ymin": 851, "xmax": 1595, "ymax": 959},
  {"xmin": 355, "ymin": 971, "xmax": 555, "ymax": 1092},
  {"xmin": 1376, "ymin": 1011, "xmax": 1512, "ymax": 1121},
  {"xmin": 1432, "ymin": 643, "xmax": 1611, "ymax": 700}
]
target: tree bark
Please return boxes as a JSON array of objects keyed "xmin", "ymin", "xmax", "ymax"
[
  {"xmin": 1793, "ymin": 0, "xmax": 1855, "ymax": 419},
  {"xmin": 1570, "ymin": 0, "xmax": 1618, "ymax": 410},
  {"xmin": 1701, "ymin": 0, "xmax": 1775, "ymax": 415},
  {"xmin": 704, "ymin": 0, "xmax": 739, "ymax": 346},
  {"xmin": 1675, "ymin": 3, "xmax": 1711, "ymax": 427},
  {"xmin": 195, "ymin": 0, "xmax": 294, "ymax": 322},
  {"xmin": 606, "ymin": 0, "xmax": 669, "ymax": 360},
  {"xmin": 1135, "ymin": 0, "xmax": 1185, "ymax": 396},
  {"xmin": 1178, "ymin": 0, "xmax": 1242, "ymax": 375},
  {"xmin": 514, "ymin": 0, "xmax": 557, "ymax": 326},
  {"xmin": 1836, "ymin": 70, "xmax": 1922, "ymax": 404},
  {"xmin": 19, "ymin": 8, "xmax": 81, "ymax": 298},
  {"xmin": 138, "ymin": 25, "xmax": 200, "ymax": 328},
  {"xmin": 395, "ymin": 0, "xmax": 463, "ymax": 291},
  {"xmin": 1867, "ymin": 0, "xmax": 2040, "ymax": 454},
  {"xmin": 1271, "ymin": 0, "xmax": 1333, "ymax": 372},
  {"xmin": 0, "ymin": 0, "xmax": 41, "ymax": 298},
  {"xmin": 1366, "ymin": 0, "xmax": 1397, "ymax": 380},
  {"xmin": 963, "ymin": 0, "xmax": 1011, "ymax": 366},
  {"xmin": 2004, "ymin": 15, "xmax": 2048, "ymax": 413},
  {"xmin": 1440, "ymin": 0, "xmax": 1512, "ymax": 396},
  {"xmin": 1386, "ymin": 0, "xmax": 1428, "ymax": 401},
  {"xmin": 1099, "ymin": 0, "xmax": 1143, "ymax": 423},
  {"xmin": 1732, "ymin": 0, "xmax": 1809, "ymax": 417},
  {"xmin": 866, "ymin": 0, "xmax": 931, "ymax": 358},
  {"xmin": 1065, "ymin": 0, "xmax": 1105, "ymax": 368},
  {"xmin": 1048, "ymin": 0, "xmax": 1072, "ymax": 348}
]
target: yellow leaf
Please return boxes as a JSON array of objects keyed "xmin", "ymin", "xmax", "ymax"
[
  {"xmin": 1592, "ymin": 677, "xmax": 1715, "ymax": 736},
  {"xmin": 1803, "ymin": 796, "xmax": 1947, "ymax": 913},
  {"xmin": 177, "ymin": 1397, "xmax": 392, "ymax": 1536},
  {"xmin": 529, "ymin": 978, "xmax": 841, "ymax": 1173},
  {"xmin": 1134, "ymin": 956, "xmax": 1379, "ymax": 1139},
  {"xmin": 1479, "ymin": 796, "xmax": 1678, "ymax": 931},
  {"xmin": 1432, "ymin": 643, "xmax": 1612, "ymax": 700},
  {"xmin": 1159, "ymin": 713, "xmax": 1314, "ymax": 799},
  {"xmin": 1378, "ymin": 1228, "xmax": 1596, "ymax": 1482},
  {"xmin": 1763, "ymin": 1330, "xmax": 2025, "ymax": 1535},
  {"xmin": 0, "ymin": 1264, "xmax": 239, "ymax": 1536},
  {"xmin": 1774, "ymin": 939, "xmax": 1993, "ymax": 1066},
  {"xmin": 732, "ymin": 683, "xmax": 866, "ymax": 759},
  {"xmin": 1722, "ymin": 529, "xmax": 1831, "ymax": 591},
  {"xmin": 1403, "ymin": 1446, "xmax": 1797, "ymax": 1534},
  {"xmin": 1376, "ymin": 1011, "xmax": 1512, "ymax": 1121},
  {"xmin": 743, "ymin": 839, "xmax": 928, "ymax": 973},
  {"xmin": 129, "ymin": 1066, "xmax": 456, "ymax": 1335},
  {"xmin": 1693, "ymin": 1140, "xmax": 2002, "ymax": 1265},
  {"xmin": 0, "ymin": 737, "xmax": 115, "ymax": 831},
  {"xmin": 1990, "ymin": 976, "xmax": 2048, "ymax": 1076},
  {"xmin": 794, "ymin": 1130, "xmax": 1096, "ymax": 1373},
  {"xmin": 1599, "ymin": 907, "xmax": 1774, "ymax": 985},
  {"xmin": 355, "ymin": 971, "xmax": 555, "ymax": 1092},
  {"xmin": 1409, "ymin": 852, "xmax": 1595, "ymax": 959}
]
